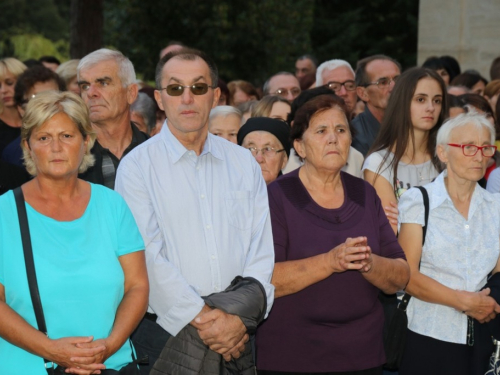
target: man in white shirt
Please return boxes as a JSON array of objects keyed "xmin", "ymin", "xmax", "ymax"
[{"xmin": 115, "ymin": 48, "xmax": 275, "ymax": 372}]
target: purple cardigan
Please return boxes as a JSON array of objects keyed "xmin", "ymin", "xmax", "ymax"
[{"xmin": 256, "ymin": 169, "xmax": 405, "ymax": 373}]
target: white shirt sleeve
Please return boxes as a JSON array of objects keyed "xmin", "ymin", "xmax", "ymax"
[
  {"xmin": 487, "ymin": 168, "xmax": 500, "ymax": 194},
  {"xmin": 115, "ymin": 159, "xmax": 205, "ymax": 336}
]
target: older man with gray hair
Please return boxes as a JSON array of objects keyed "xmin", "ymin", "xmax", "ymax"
[
  {"xmin": 77, "ymin": 48, "xmax": 148, "ymax": 188},
  {"xmin": 316, "ymin": 59, "xmax": 357, "ymax": 113}
]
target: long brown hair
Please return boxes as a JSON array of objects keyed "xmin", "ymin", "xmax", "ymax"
[{"xmin": 367, "ymin": 67, "xmax": 449, "ymax": 189}]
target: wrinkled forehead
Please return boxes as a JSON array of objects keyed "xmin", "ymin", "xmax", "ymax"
[
  {"xmin": 243, "ymin": 130, "xmax": 282, "ymax": 147},
  {"xmin": 269, "ymin": 74, "xmax": 300, "ymax": 91},
  {"xmin": 161, "ymin": 56, "xmax": 211, "ymax": 85},
  {"xmin": 79, "ymin": 59, "xmax": 120, "ymax": 80},
  {"xmin": 322, "ymin": 66, "xmax": 354, "ymax": 82}
]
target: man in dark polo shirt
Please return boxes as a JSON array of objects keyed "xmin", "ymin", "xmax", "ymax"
[
  {"xmin": 77, "ymin": 48, "xmax": 148, "ymax": 188},
  {"xmin": 352, "ymin": 55, "xmax": 401, "ymax": 156}
]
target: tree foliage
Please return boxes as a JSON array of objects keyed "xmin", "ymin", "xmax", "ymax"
[
  {"xmin": 103, "ymin": 0, "xmax": 314, "ymax": 85},
  {"xmin": 0, "ymin": 0, "xmax": 418, "ymax": 84},
  {"xmin": 311, "ymin": 0, "xmax": 418, "ymax": 70}
]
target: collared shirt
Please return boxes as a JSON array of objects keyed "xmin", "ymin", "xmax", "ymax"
[
  {"xmin": 398, "ymin": 171, "xmax": 500, "ymax": 344},
  {"xmin": 351, "ymin": 105, "xmax": 381, "ymax": 156},
  {"xmin": 80, "ymin": 123, "xmax": 148, "ymax": 189},
  {"xmin": 115, "ymin": 123, "xmax": 275, "ymax": 336}
]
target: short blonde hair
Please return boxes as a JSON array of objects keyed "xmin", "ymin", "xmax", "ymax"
[
  {"xmin": 0, "ymin": 58, "xmax": 27, "ymax": 114},
  {"xmin": 21, "ymin": 91, "xmax": 96, "ymax": 176},
  {"xmin": 56, "ymin": 59, "xmax": 80, "ymax": 86},
  {"xmin": 0, "ymin": 57, "xmax": 27, "ymax": 81}
]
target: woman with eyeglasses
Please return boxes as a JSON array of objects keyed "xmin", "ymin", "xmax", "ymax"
[
  {"xmin": 255, "ymin": 94, "xmax": 409, "ymax": 375},
  {"xmin": 363, "ymin": 67, "xmax": 448, "ymax": 234},
  {"xmin": 237, "ymin": 117, "xmax": 289, "ymax": 185},
  {"xmin": 398, "ymin": 112, "xmax": 500, "ymax": 375},
  {"xmin": 0, "ymin": 58, "xmax": 27, "ymax": 157}
]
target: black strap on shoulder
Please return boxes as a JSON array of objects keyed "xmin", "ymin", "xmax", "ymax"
[
  {"xmin": 13, "ymin": 187, "xmax": 54, "ymax": 373},
  {"xmin": 398, "ymin": 186, "xmax": 430, "ymax": 312},
  {"xmin": 414, "ymin": 186, "xmax": 429, "ymax": 245}
]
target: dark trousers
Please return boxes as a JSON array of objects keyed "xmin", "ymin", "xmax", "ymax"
[
  {"xmin": 258, "ymin": 367, "xmax": 383, "ymax": 375},
  {"xmin": 399, "ymin": 329, "xmax": 473, "ymax": 375},
  {"xmin": 131, "ymin": 316, "xmax": 171, "ymax": 375}
]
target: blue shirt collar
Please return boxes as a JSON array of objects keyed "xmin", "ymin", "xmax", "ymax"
[{"xmin": 161, "ymin": 120, "xmax": 225, "ymax": 163}]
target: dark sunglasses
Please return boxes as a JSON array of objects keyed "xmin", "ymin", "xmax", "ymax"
[{"xmin": 159, "ymin": 83, "xmax": 216, "ymax": 96}]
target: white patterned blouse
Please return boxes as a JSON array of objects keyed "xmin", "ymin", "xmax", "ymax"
[{"xmin": 398, "ymin": 170, "xmax": 500, "ymax": 344}]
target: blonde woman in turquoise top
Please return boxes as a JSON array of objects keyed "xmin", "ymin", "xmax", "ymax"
[{"xmin": 0, "ymin": 91, "xmax": 149, "ymax": 374}]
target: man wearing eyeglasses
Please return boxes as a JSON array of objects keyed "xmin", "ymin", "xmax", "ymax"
[
  {"xmin": 352, "ymin": 55, "xmax": 401, "ymax": 156},
  {"xmin": 115, "ymin": 48, "xmax": 275, "ymax": 373},
  {"xmin": 316, "ymin": 59, "xmax": 358, "ymax": 113},
  {"xmin": 263, "ymin": 71, "xmax": 301, "ymax": 102},
  {"xmin": 77, "ymin": 48, "xmax": 148, "ymax": 188}
]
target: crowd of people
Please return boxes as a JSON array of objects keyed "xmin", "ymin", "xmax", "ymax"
[{"xmin": 1, "ymin": 40, "xmax": 500, "ymax": 375}]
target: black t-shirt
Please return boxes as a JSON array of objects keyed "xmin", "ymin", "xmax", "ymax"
[{"xmin": 0, "ymin": 119, "xmax": 21, "ymax": 158}]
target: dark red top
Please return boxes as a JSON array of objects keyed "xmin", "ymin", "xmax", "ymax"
[{"xmin": 256, "ymin": 169, "xmax": 406, "ymax": 373}]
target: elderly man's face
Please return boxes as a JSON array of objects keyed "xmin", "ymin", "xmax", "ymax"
[
  {"xmin": 154, "ymin": 57, "xmax": 220, "ymax": 139},
  {"xmin": 79, "ymin": 60, "xmax": 136, "ymax": 125},
  {"xmin": 268, "ymin": 74, "xmax": 301, "ymax": 103},
  {"xmin": 295, "ymin": 58, "xmax": 315, "ymax": 79},
  {"xmin": 321, "ymin": 66, "xmax": 357, "ymax": 113},
  {"xmin": 358, "ymin": 59, "xmax": 400, "ymax": 112}
]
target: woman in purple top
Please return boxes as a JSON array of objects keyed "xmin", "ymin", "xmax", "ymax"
[{"xmin": 256, "ymin": 95, "xmax": 409, "ymax": 375}]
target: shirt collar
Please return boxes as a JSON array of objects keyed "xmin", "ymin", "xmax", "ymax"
[
  {"xmin": 431, "ymin": 170, "xmax": 493, "ymax": 212},
  {"xmin": 161, "ymin": 120, "xmax": 224, "ymax": 163}
]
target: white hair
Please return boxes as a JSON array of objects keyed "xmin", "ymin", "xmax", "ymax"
[
  {"xmin": 209, "ymin": 105, "xmax": 242, "ymax": 122},
  {"xmin": 77, "ymin": 48, "xmax": 136, "ymax": 87},
  {"xmin": 316, "ymin": 59, "xmax": 355, "ymax": 86},
  {"xmin": 436, "ymin": 111, "xmax": 496, "ymax": 151}
]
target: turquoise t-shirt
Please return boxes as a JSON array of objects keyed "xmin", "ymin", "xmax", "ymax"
[{"xmin": 0, "ymin": 183, "xmax": 145, "ymax": 374}]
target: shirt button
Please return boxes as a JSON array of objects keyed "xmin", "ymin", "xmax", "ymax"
[
  {"xmin": 215, "ymin": 286, "xmax": 220, "ymax": 292},
  {"xmin": 211, "ymin": 255, "xmax": 216, "ymax": 260},
  {"xmin": 465, "ymin": 224, "xmax": 469, "ymax": 229},
  {"xmin": 206, "ymin": 225, "xmax": 211, "ymax": 229},
  {"xmin": 200, "ymin": 194, "xmax": 205, "ymax": 199},
  {"xmin": 196, "ymin": 166, "xmax": 200, "ymax": 170}
]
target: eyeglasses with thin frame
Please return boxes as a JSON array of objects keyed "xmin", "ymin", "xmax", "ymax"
[
  {"xmin": 326, "ymin": 80, "xmax": 357, "ymax": 92},
  {"xmin": 363, "ymin": 76, "xmax": 399, "ymax": 89},
  {"xmin": 247, "ymin": 146, "xmax": 285, "ymax": 158},
  {"xmin": 158, "ymin": 83, "xmax": 216, "ymax": 96},
  {"xmin": 447, "ymin": 143, "xmax": 497, "ymax": 157},
  {"xmin": 274, "ymin": 87, "xmax": 301, "ymax": 98}
]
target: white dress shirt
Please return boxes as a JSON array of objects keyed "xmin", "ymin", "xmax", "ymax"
[
  {"xmin": 115, "ymin": 123, "xmax": 275, "ymax": 336},
  {"xmin": 398, "ymin": 171, "xmax": 500, "ymax": 344}
]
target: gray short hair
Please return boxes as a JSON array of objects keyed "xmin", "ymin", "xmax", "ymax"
[
  {"xmin": 131, "ymin": 92, "xmax": 156, "ymax": 133},
  {"xmin": 209, "ymin": 105, "xmax": 242, "ymax": 122},
  {"xmin": 316, "ymin": 59, "xmax": 355, "ymax": 86},
  {"xmin": 77, "ymin": 48, "xmax": 136, "ymax": 87},
  {"xmin": 437, "ymin": 111, "xmax": 496, "ymax": 152},
  {"xmin": 56, "ymin": 59, "xmax": 80, "ymax": 86}
]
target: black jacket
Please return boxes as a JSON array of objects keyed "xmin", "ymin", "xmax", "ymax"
[{"xmin": 151, "ymin": 276, "xmax": 267, "ymax": 375}]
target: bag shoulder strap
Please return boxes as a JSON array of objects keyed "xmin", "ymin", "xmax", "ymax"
[
  {"xmin": 13, "ymin": 187, "xmax": 54, "ymax": 373},
  {"xmin": 414, "ymin": 186, "xmax": 429, "ymax": 245},
  {"xmin": 398, "ymin": 186, "xmax": 429, "ymax": 311}
]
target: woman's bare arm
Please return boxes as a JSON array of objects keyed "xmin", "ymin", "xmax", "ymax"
[{"xmin": 272, "ymin": 237, "xmax": 370, "ymax": 298}]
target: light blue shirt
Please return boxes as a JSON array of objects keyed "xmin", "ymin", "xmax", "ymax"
[
  {"xmin": 115, "ymin": 123, "xmax": 275, "ymax": 336},
  {"xmin": 399, "ymin": 171, "xmax": 500, "ymax": 344},
  {"xmin": 0, "ymin": 184, "xmax": 144, "ymax": 374}
]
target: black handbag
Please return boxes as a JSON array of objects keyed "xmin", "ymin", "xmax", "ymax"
[
  {"xmin": 13, "ymin": 187, "xmax": 141, "ymax": 375},
  {"xmin": 383, "ymin": 185, "xmax": 429, "ymax": 370}
]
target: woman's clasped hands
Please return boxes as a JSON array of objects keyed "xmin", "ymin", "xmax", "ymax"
[
  {"xmin": 47, "ymin": 336, "xmax": 109, "ymax": 375},
  {"xmin": 327, "ymin": 236, "xmax": 373, "ymax": 274}
]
